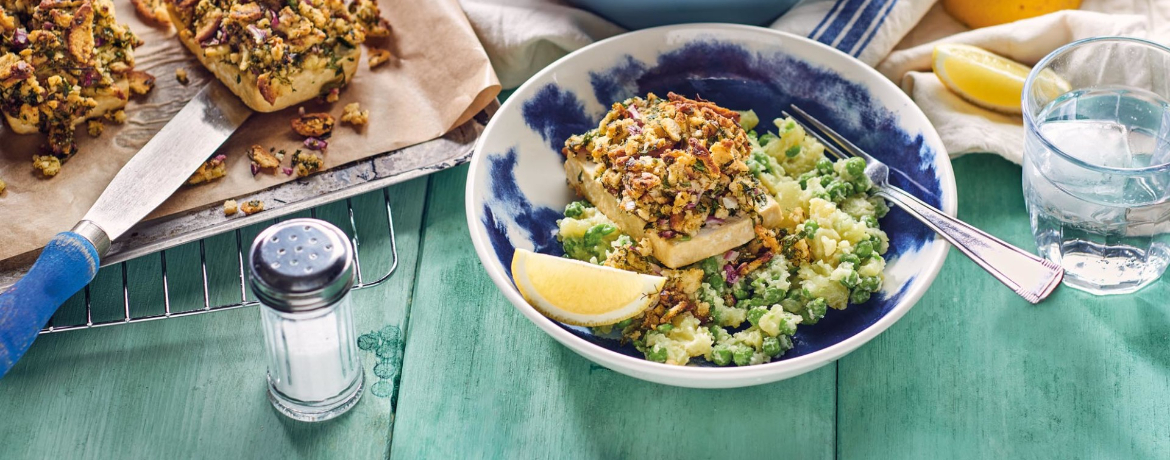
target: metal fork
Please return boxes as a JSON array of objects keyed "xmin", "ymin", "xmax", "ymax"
[{"xmin": 784, "ymin": 105, "xmax": 1063, "ymax": 304}]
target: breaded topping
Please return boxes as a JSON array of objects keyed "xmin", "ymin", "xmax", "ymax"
[
  {"xmin": 563, "ymin": 92, "xmax": 770, "ymax": 238},
  {"xmin": 0, "ymin": 0, "xmax": 145, "ymax": 160},
  {"xmin": 170, "ymin": 0, "xmax": 388, "ymax": 105}
]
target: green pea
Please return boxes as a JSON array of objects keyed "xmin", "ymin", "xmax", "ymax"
[
  {"xmin": 816, "ymin": 158, "xmax": 834, "ymax": 175},
  {"xmin": 657, "ymin": 324, "xmax": 674, "ymax": 333},
  {"xmin": 759, "ymin": 132, "xmax": 779, "ymax": 147},
  {"xmin": 819, "ymin": 175, "xmax": 834, "ymax": 187},
  {"xmin": 780, "ymin": 298, "xmax": 802, "ymax": 313},
  {"xmin": 733, "ymin": 287, "xmax": 750, "ymax": 300},
  {"xmin": 861, "ymin": 276, "xmax": 882, "ymax": 292},
  {"xmin": 839, "ymin": 253, "xmax": 861, "ymax": 267},
  {"xmin": 850, "ymin": 288, "xmax": 872, "ymax": 304},
  {"xmin": 798, "ymin": 172, "xmax": 817, "ymax": 190},
  {"xmin": 762, "ymin": 287, "xmax": 785, "ymax": 305},
  {"xmin": 874, "ymin": 199, "xmax": 890, "ymax": 218},
  {"xmin": 732, "ymin": 347, "xmax": 754, "ymax": 366},
  {"xmin": 615, "ymin": 318, "xmax": 633, "ymax": 329},
  {"xmin": 583, "ymin": 224, "xmax": 616, "ymax": 245},
  {"xmin": 564, "ymin": 201, "xmax": 588, "ymax": 218},
  {"xmin": 746, "ymin": 307, "xmax": 767, "ymax": 326},
  {"xmin": 785, "ymin": 145, "xmax": 802, "ymax": 158},
  {"xmin": 855, "ymin": 240, "xmax": 874, "ymax": 259},
  {"xmin": 839, "ymin": 271, "xmax": 860, "ymax": 289},
  {"xmin": 762, "ymin": 337, "xmax": 783, "ymax": 357},
  {"xmin": 862, "ymin": 215, "xmax": 879, "ymax": 228},
  {"xmin": 711, "ymin": 346, "xmax": 733, "ymax": 366},
  {"xmin": 805, "ymin": 298, "xmax": 828, "ymax": 324},
  {"xmin": 802, "ymin": 221, "xmax": 819, "ymax": 239},
  {"xmin": 646, "ymin": 346, "xmax": 668, "ymax": 363},
  {"xmin": 844, "ymin": 157, "xmax": 866, "ymax": 178}
]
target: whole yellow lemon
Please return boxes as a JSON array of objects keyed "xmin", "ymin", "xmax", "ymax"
[{"xmin": 943, "ymin": 0, "xmax": 1082, "ymax": 29}]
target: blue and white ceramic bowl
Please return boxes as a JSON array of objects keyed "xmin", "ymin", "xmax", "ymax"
[{"xmin": 466, "ymin": 25, "xmax": 956, "ymax": 388}]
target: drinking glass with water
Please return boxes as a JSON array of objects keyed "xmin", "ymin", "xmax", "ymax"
[{"xmin": 1023, "ymin": 37, "xmax": 1170, "ymax": 295}]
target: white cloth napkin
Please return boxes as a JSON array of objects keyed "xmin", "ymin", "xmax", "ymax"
[{"xmin": 461, "ymin": 0, "xmax": 1168, "ymax": 163}]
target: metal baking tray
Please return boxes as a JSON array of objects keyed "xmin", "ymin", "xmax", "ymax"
[{"xmin": 0, "ymin": 101, "xmax": 495, "ymax": 290}]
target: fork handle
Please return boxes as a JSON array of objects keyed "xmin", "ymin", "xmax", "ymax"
[{"xmin": 877, "ymin": 186, "xmax": 1063, "ymax": 303}]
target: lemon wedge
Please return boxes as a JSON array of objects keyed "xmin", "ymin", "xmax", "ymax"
[
  {"xmin": 932, "ymin": 43, "xmax": 1070, "ymax": 115},
  {"xmin": 511, "ymin": 249, "xmax": 665, "ymax": 326}
]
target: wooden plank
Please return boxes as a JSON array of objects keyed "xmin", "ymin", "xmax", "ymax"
[
  {"xmin": 837, "ymin": 155, "xmax": 1170, "ymax": 459},
  {"xmin": 0, "ymin": 178, "xmax": 429, "ymax": 459},
  {"xmin": 390, "ymin": 166, "xmax": 837, "ymax": 459}
]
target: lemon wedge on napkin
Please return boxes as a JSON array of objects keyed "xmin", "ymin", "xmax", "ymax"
[
  {"xmin": 932, "ymin": 43, "xmax": 1070, "ymax": 115},
  {"xmin": 511, "ymin": 249, "xmax": 665, "ymax": 326}
]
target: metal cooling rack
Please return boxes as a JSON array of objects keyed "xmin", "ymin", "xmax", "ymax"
[{"xmin": 39, "ymin": 183, "xmax": 399, "ymax": 335}]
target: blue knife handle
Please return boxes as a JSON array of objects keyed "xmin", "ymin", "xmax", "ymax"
[{"xmin": 0, "ymin": 232, "xmax": 100, "ymax": 377}]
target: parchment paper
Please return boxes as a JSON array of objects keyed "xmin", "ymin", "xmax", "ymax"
[{"xmin": 0, "ymin": 0, "xmax": 499, "ymax": 262}]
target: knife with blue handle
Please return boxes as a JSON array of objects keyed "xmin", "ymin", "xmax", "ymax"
[{"xmin": 0, "ymin": 83, "xmax": 252, "ymax": 377}]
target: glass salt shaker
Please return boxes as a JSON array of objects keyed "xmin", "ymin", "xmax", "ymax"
[{"xmin": 249, "ymin": 218, "xmax": 364, "ymax": 422}]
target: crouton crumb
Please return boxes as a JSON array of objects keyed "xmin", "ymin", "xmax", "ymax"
[
  {"xmin": 87, "ymin": 120, "xmax": 104, "ymax": 137},
  {"xmin": 223, "ymin": 199, "xmax": 238, "ymax": 216},
  {"xmin": 368, "ymin": 48, "xmax": 392, "ymax": 68},
  {"xmin": 240, "ymin": 200, "xmax": 264, "ymax": 215},
  {"xmin": 187, "ymin": 155, "xmax": 227, "ymax": 185},
  {"xmin": 291, "ymin": 112, "xmax": 335, "ymax": 137},
  {"xmin": 324, "ymin": 88, "xmax": 340, "ymax": 103},
  {"xmin": 32, "ymin": 155, "xmax": 61, "ymax": 177},
  {"xmin": 175, "ymin": 68, "xmax": 189, "ymax": 85},
  {"xmin": 128, "ymin": 70, "xmax": 156, "ymax": 95},
  {"xmin": 105, "ymin": 110, "xmax": 128, "ymax": 124},
  {"xmin": 340, "ymin": 102, "xmax": 369, "ymax": 127},
  {"xmin": 291, "ymin": 151, "xmax": 323, "ymax": 177},
  {"xmin": 248, "ymin": 145, "xmax": 281, "ymax": 170},
  {"xmin": 0, "ymin": 177, "xmax": 6, "ymax": 195}
]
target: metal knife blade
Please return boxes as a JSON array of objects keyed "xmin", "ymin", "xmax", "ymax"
[{"xmin": 81, "ymin": 83, "xmax": 252, "ymax": 247}]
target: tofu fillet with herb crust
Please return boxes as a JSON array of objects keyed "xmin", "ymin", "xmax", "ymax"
[
  {"xmin": 563, "ymin": 93, "xmax": 783, "ymax": 269},
  {"xmin": 0, "ymin": 0, "xmax": 145, "ymax": 163},
  {"xmin": 166, "ymin": 0, "xmax": 389, "ymax": 112}
]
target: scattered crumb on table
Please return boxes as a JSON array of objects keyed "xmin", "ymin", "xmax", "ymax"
[
  {"xmin": 240, "ymin": 200, "xmax": 264, "ymax": 215},
  {"xmin": 32, "ymin": 155, "xmax": 61, "ymax": 178},
  {"xmin": 324, "ymin": 88, "xmax": 340, "ymax": 103},
  {"xmin": 368, "ymin": 48, "xmax": 392, "ymax": 68},
  {"xmin": 187, "ymin": 155, "xmax": 227, "ymax": 185},
  {"xmin": 341, "ymin": 102, "xmax": 369, "ymax": 127},
  {"xmin": 223, "ymin": 199, "xmax": 238, "ymax": 216},
  {"xmin": 176, "ymin": 68, "xmax": 189, "ymax": 85},
  {"xmin": 87, "ymin": 120, "xmax": 104, "ymax": 137},
  {"xmin": 0, "ymin": 177, "xmax": 6, "ymax": 195}
]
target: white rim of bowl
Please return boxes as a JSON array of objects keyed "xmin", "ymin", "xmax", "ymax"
[{"xmin": 465, "ymin": 23, "xmax": 957, "ymax": 386}]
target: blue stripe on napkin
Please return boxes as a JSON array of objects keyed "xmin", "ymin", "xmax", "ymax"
[
  {"xmin": 808, "ymin": 0, "xmax": 897, "ymax": 58},
  {"xmin": 851, "ymin": 0, "xmax": 898, "ymax": 56}
]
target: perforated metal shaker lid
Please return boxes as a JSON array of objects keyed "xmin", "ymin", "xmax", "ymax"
[{"xmin": 248, "ymin": 218, "xmax": 354, "ymax": 312}]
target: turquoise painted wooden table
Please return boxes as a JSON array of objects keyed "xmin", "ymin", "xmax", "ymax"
[{"xmin": 3, "ymin": 153, "xmax": 1169, "ymax": 459}]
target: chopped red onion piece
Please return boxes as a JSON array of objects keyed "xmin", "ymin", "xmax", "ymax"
[
  {"xmin": 250, "ymin": 163, "xmax": 260, "ymax": 176},
  {"xmin": 304, "ymin": 137, "xmax": 327, "ymax": 150},
  {"xmin": 658, "ymin": 230, "xmax": 675, "ymax": 239},
  {"xmin": 724, "ymin": 264, "xmax": 739, "ymax": 284},
  {"xmin": 213, "ymin": 154, "xmax": 227, "ymax": 162},
  {"xmin": 12, "ymin": 29, "xmax": 28, "ymax": 50},
  {"xmin": 724, "ymin": 250, "xmax": 739, "ymax": 261},
  {"xmin": 246, "ymin": 24, "xmax": 268, "ymax": 43},
  {"xmin": 706, "ymin": 216, "xmax": 725, "ymax": 225},
  {"xmin": 282, "ymin": 167, "xmax": 295, "ymax": 176}
]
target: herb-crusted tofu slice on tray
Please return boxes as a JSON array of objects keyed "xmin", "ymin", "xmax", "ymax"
[
  {"xmin": 0, "ymin": 0, "xmax": 147, "ymax": 173},
  {"xmin": 166, "ymin": 0, "xmax": 390, "ymax": 112}
]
